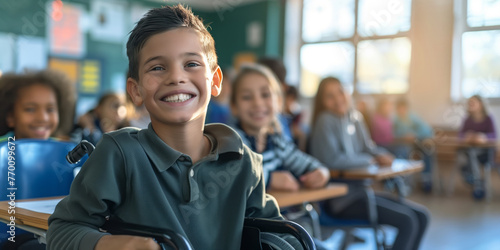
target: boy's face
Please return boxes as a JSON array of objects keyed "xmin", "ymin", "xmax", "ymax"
[
  {"xmin": 7, "ymin": 84, "xmax": 59, "ymax": 139},
  {"xmin": 127, "ymin": 28, "xmax": 221, "ymax": 127},
  {"xmin": 232, "ymin": 73, "xmax": 278, "ymax": 133}
]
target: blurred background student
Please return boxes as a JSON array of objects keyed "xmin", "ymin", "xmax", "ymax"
[
  {"xmin": 458, "ymin": 94, "xmax": 497, "ymax": 199},
  {"xmin": 258, "ymin": 57, "xmax": 294, "ymax": 140},
  {"xmin": 393, "ymin": 98, "xmax": 435, "ymax": 192},
  {"xmin": 0, "ymin": 70, "xmax": 75, "ymax": 142},
  {"xmin": 229, "ymin": 64, "xmax": 330, "ymax": 249},
  {"xmin": 0, "ymin": 69, "xmax": 75, "ymax": 249},
  {"xmin": 71, "ymin": 92, "xmax": 129, "ymax": 145},
  {"xmin": 370, "ymin": 98, "xmax": 395, "ymax": 152},
  {"xmin": 309, "ymin": 77, "xmax": 429, "ymax": 250}
]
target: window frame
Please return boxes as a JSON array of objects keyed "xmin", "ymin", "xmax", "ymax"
[
  {"xmin": 451, "ymin": 0, "xmax": 500, "ymax": 102},
  {"xmin": 297, "ymin": 0, "xmax": 413, "ymax": 97}
]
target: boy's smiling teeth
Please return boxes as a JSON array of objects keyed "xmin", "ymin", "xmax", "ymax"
[{"xmin": 162, "ymin": 93, "xmax": 193, "ymax": 103}]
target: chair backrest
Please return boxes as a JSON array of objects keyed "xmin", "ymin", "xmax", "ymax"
[{"xmin": 0, "ymin": 139, "xmax": 85, "ymax": 201}]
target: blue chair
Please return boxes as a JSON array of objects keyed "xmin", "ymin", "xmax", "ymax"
[
  {"xmin": 317, "ymin": 180, "xmax": 387, "ymax": 250},
  {"xmin": 0, "ymin": 139, "xmax": 86, "ymax": 246}
]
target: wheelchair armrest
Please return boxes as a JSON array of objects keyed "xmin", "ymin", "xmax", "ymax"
[
  {"xmin": 244, "ymin": 218, "xmax": 316, "ymax": 250},
  {"xmin": 100, "ymin": 218, "xmax": 193, "ymax": 250}
]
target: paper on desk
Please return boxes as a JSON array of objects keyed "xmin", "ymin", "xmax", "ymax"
[{"xmin": 17, "ymin": 198, "xmax": 63, "ymax": 215}]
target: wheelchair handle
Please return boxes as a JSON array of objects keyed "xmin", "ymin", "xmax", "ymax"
[{"xmin": 66, "ymin": 140, "xmax": 95, "ymax": 164}]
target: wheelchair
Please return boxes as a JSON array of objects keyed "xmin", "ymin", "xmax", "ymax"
[{"xmin": 68, "ymin": 140, "xmax": 316, "ymax": 250}]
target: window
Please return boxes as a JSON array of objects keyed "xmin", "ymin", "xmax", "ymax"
[
  {"xmin": 297, "ymin": 0, "xmax": 412, "ymax": 97},
  {"xmin": 451, "ymin": 0, "xmax": 500, "ymax": 100}
]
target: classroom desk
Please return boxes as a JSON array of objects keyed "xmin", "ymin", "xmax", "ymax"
[
  {"xmin": 0, "ymin": 196, "xmax": 62, "ymax": 244},
  {"xmin": 439, "ymin": 139, "xmax": 498, "ymax": 200},
  {"xmin": 329, "ymin": 159, "xmax": 424, "ymax": 182},
  {"xmin": 266, "ymin": 183, "xmax": 348, "ymax": 239},
  {"xmin": 0, "ymin": 185, "xmax": 350, "ymax": 244},
  {"xmin": 326, "ymin": 159, "xmax": 424, "ymax": 249},
  {"xmin": 267, "ymin": 183, "xmax": 348, "ymax": 208}
]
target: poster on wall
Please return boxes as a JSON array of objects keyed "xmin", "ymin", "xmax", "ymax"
[
  {"xmin": 16, "ymin": 36, "xmax": 47, "ymax": 72},
  {"xmin": 47, "ymin": 1, "xmax": 86, "ymax": 57},
  {"xmin": 79, "ymin": 59, "xmax": 101, "ymax": 94},
  {"xmin": 48, "ymin": 57, "xmax": 80, "ymax": 84},
  {"xmin": 90, "ymin": 1, "xmax": 127, "ymax": 43},
  {"xmin": 0, "ymin": 33, "xmax": 15, "ymax": 75}
]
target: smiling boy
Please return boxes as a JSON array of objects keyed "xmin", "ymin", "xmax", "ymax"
[{"xmin": 46, "ymin": 5, "xmax": 287, "ymax": 250}]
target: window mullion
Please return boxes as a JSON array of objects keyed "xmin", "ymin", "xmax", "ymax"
[{"xmin": 353, "ymin": 0, "xmax": 360, "ymax": 95}]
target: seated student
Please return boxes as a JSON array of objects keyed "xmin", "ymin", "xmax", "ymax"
[
  {"xmin": 0, "ymin": 70, "xmax": 75, "ymax": 249},
  {"xmin": 0, "ymin": 70, "xmax": 75, "ymax": 142},
  {"xmin": 458, "ymin": 94, "xmax": 497, "ymax": 199},
  {"xmin": 229, "ymin": 64, "xmax": 329, "ymax": 191},
  {"xmin": 393, "ymin": 98, "xmax": 434, "ymax": 192},
  {"xmin": 229, "ymin": 64, "xmax": 330, "ymax": 249},
  {"xmin": 46, "ymin": 5, "xmax": 299, "ymax": 250},
  {"xmin": 71, "ymin": 92, "xmax": 130, "ymax": 145},
  {"xmin": 206, "ymin": 68, "xmax": 233, "ymax": 124},
  {"xmin": 370, "ymin": 98, "xmax": 395, "ymax": 149},
  {"xmin": 309, "ymin": 77, "xmax": 429, "ymax": 250}
]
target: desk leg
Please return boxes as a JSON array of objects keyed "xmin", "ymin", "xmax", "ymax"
[
  {"xmin": 303, "ymin": 202, "xmax": 322, "ymax": 239},
  {"xmin": 364, "ymin": 183, "xmax": 383, "ymax": 250},
  {"xmin": 447, "ymin": 151, "xmax": 463, "ymax": 196},
  {"xmin": 394, "ymin": 176, "xmax": 410, "ymax": 200},
  {"xmin": 469, "ymin": 148, "xmax": 483, "ymax": 198}
]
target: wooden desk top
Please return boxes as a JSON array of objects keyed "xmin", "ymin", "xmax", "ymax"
[
  {"xmin": 0, "ymin": 197, "xmax": 63, "ymax": 231},
  {"xmin": 267, "ymin": 183, "xmax": 348, "ymax": 208},
  {"xmin": 437, "ymin": 138, "xmax": 498, "ymax": 149},
  {"xmin": 329, "ymin": 159, "xmax": 424, "ymax": 181},
  {"xmin": 0, "ymin": 185, "xmax": 350, "ymax": 232}
]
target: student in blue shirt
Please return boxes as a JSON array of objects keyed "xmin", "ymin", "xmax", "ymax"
[
  {"xmin": 393, "ymin": 98, "xmax": 435, "ymax": 192},
  {"xmin": 229, "ymin": 64, "xmax": 329, "ymax": 191}
]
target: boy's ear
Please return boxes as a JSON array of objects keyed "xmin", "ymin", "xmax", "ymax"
[
  {"xmin": 211, "ymin": 66, "xmax": 223, "ymax": 97},
  {"xmin": 127, "ymin": 77, "xmax": 144, "ymax": 106}
]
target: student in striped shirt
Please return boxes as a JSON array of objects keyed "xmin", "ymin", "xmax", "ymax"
[{"xmin": 229, "ymin": 64, "xmax": 329, "ymax": 192}]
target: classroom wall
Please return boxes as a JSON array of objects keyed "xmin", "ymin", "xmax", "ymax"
[
  {"xmin": 408, "ymin": 0, "xmax": 500, "ymax": 137},
  {"xmin": 0, "ymin": 0, "xmax": 159, "ymax": 95},
  {"xmin": 200, "ymin": 0, "xmax": 285, "ymax": 69},
  {"xmin": 0, "ymin": 0, "xmax": 284, "ymax": 95}
]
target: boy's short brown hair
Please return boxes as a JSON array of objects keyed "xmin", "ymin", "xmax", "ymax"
[{"xmin": 126, "ymin": 4, "xmax": 218, "ymax": 80}]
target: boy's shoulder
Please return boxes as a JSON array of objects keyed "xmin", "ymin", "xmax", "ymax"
[
  {"xmin": 204, "ymin": 123, "xmax": 245, "ymax": 158},
  {"xmin": 104, "ymin": 126, "xmax": 142, "ymax": 143},
  {"xmin": 205, "ymin": 123, "xmax": 263, "ymax": 166}
]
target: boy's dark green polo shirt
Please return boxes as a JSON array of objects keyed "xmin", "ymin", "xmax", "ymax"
[{"xmin": 46, "ymin": 123, "xmax": 284, "ymax": 250}]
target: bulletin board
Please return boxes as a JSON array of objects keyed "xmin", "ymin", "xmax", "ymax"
[
  {"xmin": 48, "ymin": 57, "xmax": 80, "ymax": 84},
  {"xmin": 47, "ymin": 2, "xmax": 86, "ymax": 57},
  {"xmin": 79, "ymin": 59, "xmax": 101, "ymax": 94}
]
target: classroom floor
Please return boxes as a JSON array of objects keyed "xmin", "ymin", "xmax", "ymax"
[{"xmin": 311, "ymin": 162, "xmax": 500, "ymax": 250}]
